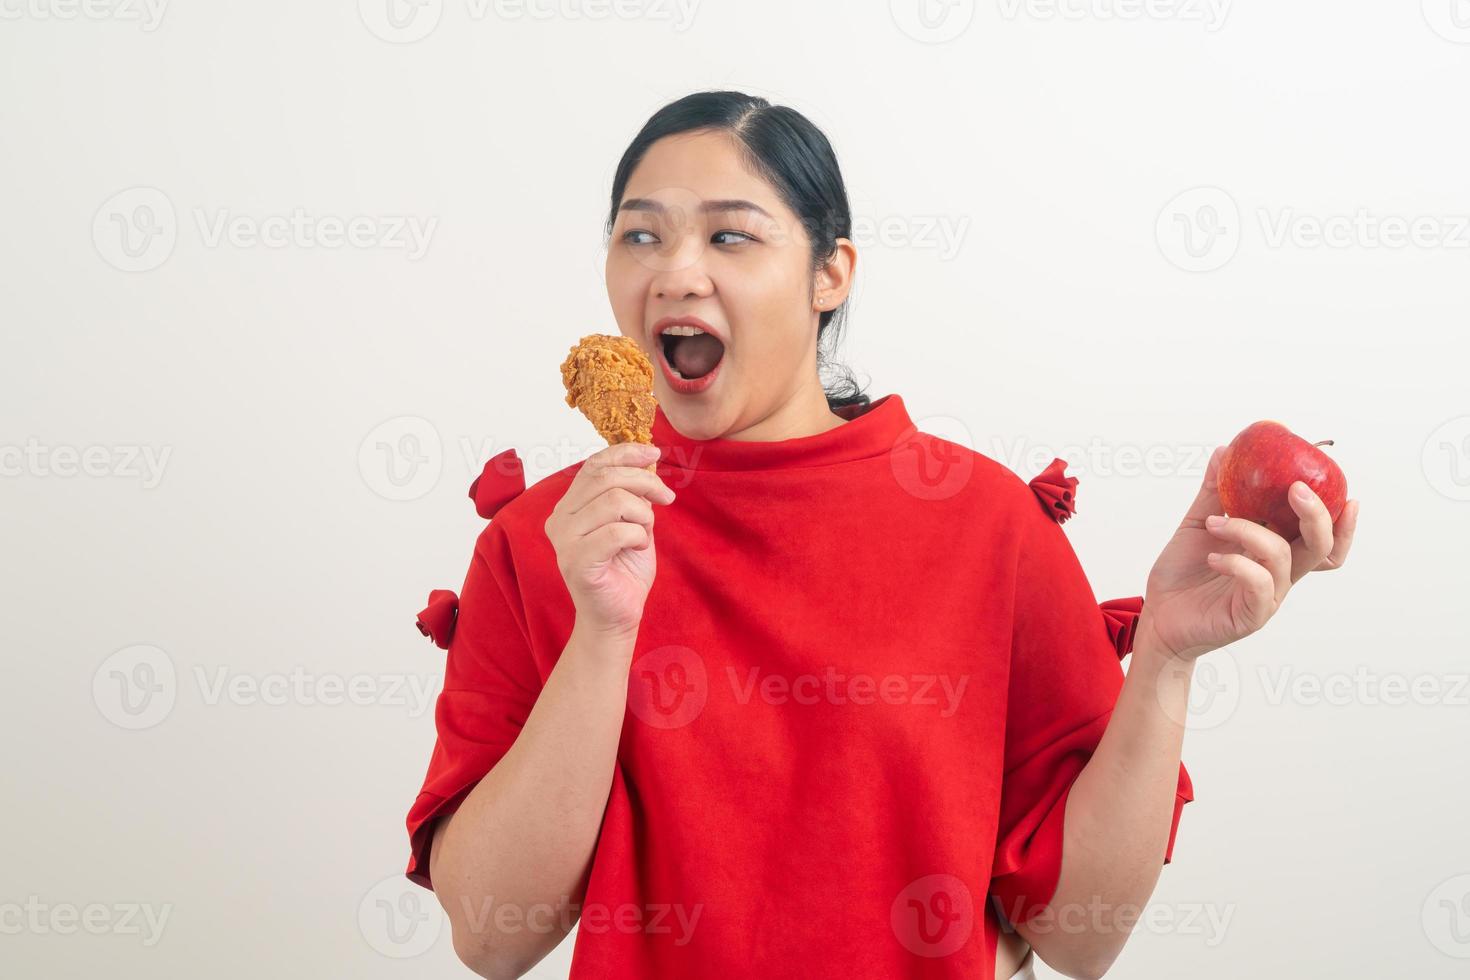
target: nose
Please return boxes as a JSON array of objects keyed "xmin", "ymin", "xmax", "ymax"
[
  {"xmin": 651, "ymin": 248, "xmax": 714, "ymax": 303},
  {"xmin": 655, "ymin": 279, "xmax": 713, "ymax": 303}
]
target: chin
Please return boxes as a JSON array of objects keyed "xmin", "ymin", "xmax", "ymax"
[{"xmin": 660, "ymin": 397, "xmax": 734, "ymax": 440}]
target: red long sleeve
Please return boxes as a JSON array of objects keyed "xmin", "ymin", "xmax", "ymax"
[
  {"xmin": 404, "ymin": 520, "xmax": 543, "ymax": 889},
  {"xmin": 988, "ymin": 495, "xmax": 1194, "ymax": 927}
]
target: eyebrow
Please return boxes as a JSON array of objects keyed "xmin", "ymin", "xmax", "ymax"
[{"xmin": 618, "ymin": 198, "xmax": 774, "ymax": 220}]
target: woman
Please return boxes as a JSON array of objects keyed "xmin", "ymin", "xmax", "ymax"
[{"xmin": 404, "ymin": 91, "xmax": 1360, "ymax": 979}]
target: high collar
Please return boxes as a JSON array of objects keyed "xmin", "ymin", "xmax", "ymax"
[{"xmin": 650, "ymin": 394, "xmax": 915, "ymax": 472}]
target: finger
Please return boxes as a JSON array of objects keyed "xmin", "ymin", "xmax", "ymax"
[
  {"xmin": 1181, "ymin": 446, "xmax": 1226, "ymax": 525},
  {"xmin": 577, "ymin": 442, "xmax": 663, "ymax": 489},
  {"xmin": 1204, "ymin": 515, "xmax": 1293, "ymax": 602},
  {"xmin": 586, "ymin": 440, "xmax": 662, "ymax": 472},
  {"xmin": 566, "ymin": 462, "xmax": 676, "ymax": 515},
  {"xmin": 1206, "ymin": 551, "xmax": 1278, "ymax": 629},
  {"xmin": 579, "ymin": 521, "xmax": 651, "ymax": 563},
  {"xmin": 1314, "ymin": 498, "xmax": 1360, "ymax": 573},
  {"xmin": 1286, "ymin": 481, "xmax": 1336, "ymax": 582},
  {"xmin": 566, "ymin": 487, "xmax": 655, "ymax": 539}
]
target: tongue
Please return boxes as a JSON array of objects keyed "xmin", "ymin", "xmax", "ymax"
[{"xmin": 671, "ymin": 333, "xmax": 724, "ymax": 378}]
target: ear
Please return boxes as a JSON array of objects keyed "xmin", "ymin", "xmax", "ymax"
[{"xmin": 812, "ymin": 238, "xmax": 858, "ymax": 311}]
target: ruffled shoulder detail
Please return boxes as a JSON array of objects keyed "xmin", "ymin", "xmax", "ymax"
[
  {"xmin": 1028, "ymin": 457, "xmax": 1078, "ymax": 524},
  {"xmin": 1099, "ymin": 596, "xmax": 1145, "ymax": 659},
  {"xmin": 415, "ymin": 589, "xmax": 459, "ymax": 650},
  {"xmin": 469, "ymin": 448, "xmax": 525, "ymax": 519}
]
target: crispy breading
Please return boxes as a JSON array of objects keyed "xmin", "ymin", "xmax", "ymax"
[{"xmin": 560, "ymin": 334, "xmax": 658, "ymax": 469}]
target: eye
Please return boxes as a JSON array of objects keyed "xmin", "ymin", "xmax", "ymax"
[
  {"xmin": 622, "ymin": 229, "xmax": 658, "ymax": 246},
  {"xmin": 712, "ymin": 230, "xmax": 756, "ymax": 245}
]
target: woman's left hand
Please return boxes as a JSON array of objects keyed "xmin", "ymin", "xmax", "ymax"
[{"xmin": 1136, "ymin": 445, "xmax": 1361, "ymax": 663}]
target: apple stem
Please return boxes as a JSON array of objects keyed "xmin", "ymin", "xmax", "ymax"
[{"xmin": 1313, "ymin": 439, "xmax": 1334, "ymax": 447}]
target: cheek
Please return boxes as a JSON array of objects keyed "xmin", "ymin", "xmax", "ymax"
[
  {"xmin": 735, "ymin": 306, "xmax": 809, "ymax": 367},
  {"xmin": 723, "ymin": 249, "xmax": 807, "ymax": 312},
  {"xmin": 605, "ymin": 252, "xmax": 647, "ymax": 307},
  {"xmin": 715, "ymin": 256, "xmax": 812, "ymax": 362}
]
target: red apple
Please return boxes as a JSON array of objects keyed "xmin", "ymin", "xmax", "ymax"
[{"xmin": 1217, "ymin": 421, "xmax": 1347, "ymax": 542}]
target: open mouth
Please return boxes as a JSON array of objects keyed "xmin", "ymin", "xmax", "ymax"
[{"xmin": 658, "ymin": 329, "xmax": 726, "ymax": 382}]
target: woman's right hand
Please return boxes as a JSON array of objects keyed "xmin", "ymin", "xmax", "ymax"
[{"xmin": 544, "ymin": 441, "xmax": 677, "ymax": 639}]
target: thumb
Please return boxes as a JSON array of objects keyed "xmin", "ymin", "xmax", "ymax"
[{"xmin": 1182, "ymin": 445, "xmax": 1226, "ymax": 523}]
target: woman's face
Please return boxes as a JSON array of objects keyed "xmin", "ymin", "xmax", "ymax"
[{"xmin": 605, "ymin": 129, "xmax": 847, "ymax": 440}]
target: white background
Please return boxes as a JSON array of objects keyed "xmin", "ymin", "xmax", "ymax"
[{"xmin": 4, "ymin": 0, "xmax": 1468, "ymax": 976}]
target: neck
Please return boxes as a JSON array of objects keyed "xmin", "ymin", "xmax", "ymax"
[{"xmin": 725, "ymin": 384, "xmax": 845, "ymax": 442}]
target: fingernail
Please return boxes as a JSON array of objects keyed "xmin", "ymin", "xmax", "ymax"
[
  {"xmin": 1291, "ymin": 482, "xmax": 1311, "ymax": 500},
  {"xmin": 1206, "ymin": 514, "xmax": 1227, "ymax": 527}
]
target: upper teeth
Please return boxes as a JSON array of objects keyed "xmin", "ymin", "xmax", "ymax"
[{"xmin": 662, "ymin": 325, "xmax": 706, "ymax": 336}]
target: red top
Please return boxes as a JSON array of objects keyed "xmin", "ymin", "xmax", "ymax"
[{"xmin": 404, "ymin": 393, "xmax": 1193, "ymax": 978}]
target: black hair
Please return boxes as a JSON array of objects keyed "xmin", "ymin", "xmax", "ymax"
[{"xmin": 603, "ymin": 90, "xmax": 871, "ymax": 412}]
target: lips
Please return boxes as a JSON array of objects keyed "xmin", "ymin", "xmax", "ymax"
[
  {"xmin": 651, "ymin": 316, "xmax": 727, "ymax": 395},
  {"xmin": 656, "ymin": 336, "xmax": 723, "ymax": 394}
]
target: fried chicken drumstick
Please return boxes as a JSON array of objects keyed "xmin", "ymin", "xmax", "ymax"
[{"xmin": 560, "ymin": 334, "xmax": 659, "ymax": 471}]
